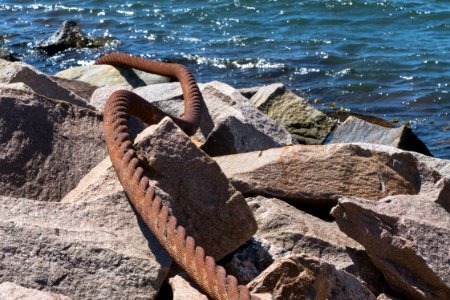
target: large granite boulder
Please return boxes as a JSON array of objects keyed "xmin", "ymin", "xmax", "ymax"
[
  {"xmin": 247, "ymin": 254, "xmax": 376, "ymax": 300},
  {"xmin": 215, "ymin": 144, "xmax": 433, "ymax": 206},
  {"xmin": 64, "ymin": 117, "xmax": 257, "ymax": 260},
  {"xmin": 331, "ymin": 196, "xmax": 450, "ymax": 300},
  {"xmin": 90, "ymin": 82, "xmax": 182, "ymax": 111},
  {"xmin": 250, "ymin": 83, "xmax": 336, "ymax": 144},
  {"xmin": 245, "ymin": 196, "xmax": 387, "ymax": 294},
  {"xmin": 0, "ymin": 195, "xmax": 170, "ymax": 299},
  {"xmin": 0, "ymin": 59, "xmax": 92, "ymax": 109},
  {"xmin": 328, "ymin": 116, "xmax": 432, "ymax": 156},
  {"xmin": 0, "ymin": 86, "xmax": 107, "ymax": 201},
  {"xmin": 55, "ymin": 64, "xmax": 171, "ymax": 88}
]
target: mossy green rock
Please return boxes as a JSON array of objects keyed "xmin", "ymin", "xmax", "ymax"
[
  {"xmin": 250, "ymin": 83, "xmax": 336, "ymax": 144},
  {"xmin": 55, "ymin": 64, "xmax": 171, "ymax": 88}
]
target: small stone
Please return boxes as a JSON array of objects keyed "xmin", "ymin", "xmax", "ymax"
[
  {"xmin": 168, "ymin": 274, "xmax": 208, "ymax": 300},
  {"xmin": 37, "ymin": 20, "xmax": 112, "ymax": 55},
  {"xmin": 0, "ymin": 86, "xmax": 106, "ymax": 201}
]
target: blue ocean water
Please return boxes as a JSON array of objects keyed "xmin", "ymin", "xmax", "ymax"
[{"xmin": 0, "ymin": 0, "xmax": 449, "ymax": 158}]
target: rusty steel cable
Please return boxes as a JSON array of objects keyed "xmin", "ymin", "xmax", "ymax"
[{"xmin": 98, "ymin": 53, "xmax": 260, "ymax": 300}]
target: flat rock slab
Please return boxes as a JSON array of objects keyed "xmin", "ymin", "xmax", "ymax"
[
  {"xmin": 0, "ymin": 87, "xmax": 107, "ymax": 201},
  {"xmin": 64, "ymin": 117, "xmax": 257, "ymax": 260},
  {"xmin": 90, "ymin": 82, "xmax": 182, "ymax": 112},
  {"xmin": 246, "ymin": 196, "xmax": 387, "ymax": 294},
  {"xmin": 329, "ymin": 116, "xmax": 432, "ymax": 156},
  {"xmin": 247, "ymin": 254, "xmax": 376, "ymax": 300},
  {"xmin": 0, "ymin": 59, "xmax": 92, "ymax": 109},
  {"xmin": 250, "ymin": 83, "xmax": 336, "ymax": 144},
  {"xmin": 55, "ymin": 64, "xmax": 171, "ymax": 88},
  {"xmin": 0, "ymin": 282, "xmax": 72, "ymax": 300},
  {"xmin": 0, "ymin": 195, "xmax": 170, "ymax": 299},
  {"xmin": 331, "ymin": 196, "xmax": 450, "ymax": 300},
  {"xmin": 215, "ymin": 144, "xmax": 431, "ymax": 206}
]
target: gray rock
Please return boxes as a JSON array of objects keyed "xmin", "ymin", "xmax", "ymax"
[
  {"xmin": 64, "ymin": 117, "xmax": 257, "ymax": 260},
  {"xmin": 0, "ymin": 48, "xmax": 19, "ymax": 62},
  {"xmin": 200, "ymin": 81, "xmax": 293, "ymax": 146},
  {"xmin": 328, "ymin": 116, "xmax": 432, "ymax": 156},
  {"xmin": 250, "ymin": 83, "xmax": 336, "ymax": 144},
  {"xmin": 215, "ymin": 144, "xmax": 429, "ymax": 206},
  {"xmin": 168, "ymin": 274, "xmax": 208, "ymax": 300},
  {"xmin": 246, "ymin": 196, "xmax": 387, "ymax": 294},
  {"xmin": 0, "ymin": 282, "xmax": 72, "ymax": 300},
  {"xmin": 0, "ymin": 59, "xmax": 93, "ymax": 109},
  {"xmin": 200, "ymin": 116, "xmax": 281, "ymax": 156},
  {"xmin": 331, "ymin": 196, "xmax": 450, "ymax": 300},
  {"xmin": 247, "ymin": 254, "xmax": 376, "ymax": 300},
  {"xmin": 55, "ymin": 64, "xmax": 171, "ymax": 88},
  {"xmin": 37, "ymin": 20, "xmax": 112, "ymax": 55},
  {"xmin": 0, "ymin": 87, "xmax": 107, "ymax": 201},
  {"xmin": 0, "ymin": 195, "xmax": 170, "ymax": 299}
]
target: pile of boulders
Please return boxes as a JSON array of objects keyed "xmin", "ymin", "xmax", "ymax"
[{"xmin": 0, "ymin": 58, "xmax": 448, "ymax": 300}]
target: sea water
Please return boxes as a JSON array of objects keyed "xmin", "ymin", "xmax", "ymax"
[{"xmin": 0, "ymin": 0, "xmax": 449, "ymax": 158}]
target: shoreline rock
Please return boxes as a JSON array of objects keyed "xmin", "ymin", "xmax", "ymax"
[
  {"xmin": 328, "ymin": 116, "xmax": 432, "ymax": 156},
  {"xmin": 250, "ymin": 83, "xmax": 336, "ymax": 145},
  {"xmin": 0, "ymin": 86, "xmax": 106, "ymax": 201},
  {"xmin": 37, "ymin": 20, "xmax": 113, "ymax": 55},
  {"xmin": 331, "ymin": 196, "xmax": 450, "ymax": 300}
]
